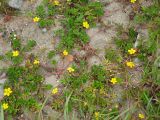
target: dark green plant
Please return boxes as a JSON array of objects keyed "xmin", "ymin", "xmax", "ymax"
[
  {"xmin": 0, "ymin": 33, "xmax": 47, "ymax": 117},
  {"xmin": 105, "ymin": 49, "xmax": 122, "ymax": 63},
  {"xmin": 57, "ymin": 1, "xmax": 104, "ymax": 50},
  {"xmin": 23, "ymin": 40, "xmax": 37, "ymax": 52},
  {"xmin": 36, "ymin": 5, "xmax": 46, "ymax": 18},
  {"xmin": 115, "ymin": 28, "xmax": 138, "ymax": 54},
  {"xmin": 134, "ymin": 3, "xmax": 160, "ymax": 85},
  {"xmin": 35, "ymin": 4, "xmax": 54, "ymax": 28},
  {"xmin": 61, "ymin": 64, "xmax": 115, "ymax": 119},
  {"xmin": 47, "ymin": 50, "xmax": 56, "ymax": 59},
  {"xmin": 39, "ymin": 19, "xmax": 54, "ymax": 28},
  {"xmin": 34, "ymin": 1, "xmax": 103, "ymax": 49}
]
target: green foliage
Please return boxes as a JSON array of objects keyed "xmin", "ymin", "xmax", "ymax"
[
  {"xmin": 115, "ymin": 28, "xmax": 138, "ymax": 54},
  {"xmin": 47, "ymin": 50, "xmax": 56, "ymax": 59},
  {"xmin": 11, "ymin": 39, "xmax": 21, "ymax": 50},
  {"xmin": 5, "ymin": 51, "xmax": 23, "ymax": 65},
  {"xmin": 105, "ymin": 49, "xmax": 122, "ymax": 63},
  {"xmin": 61, "ymin": 64, "xmax": 116, "ymax": 119},
  {"xmin": 35, "ymin": 4, "xmax": 54, "ymax": 28},
  {"xmin": 51, "ymin": 59, "xmax": 57, "ymax": 65},
  {"xmin": 36, "ymin": 5, "xmax": 46, "ymax": 18},
  {"xmin": 134, "ymin": 3, "xmax": 160, "ymax": 85},
  {"xmin": 34, "ymin": 1, "xmax": 103, "ymax": 49},
  {"xmin": 62, "ymin": 71, "xmax": 90, "ymax": 89},
  {"xmin": 23, "ymin": 40, "xmax": 37, "ymax": 52},
  {"xmin": 57, "ymin": 1, "xmax": 103, "ymax": 50},
  {"xmin": 39, "ymin": 19, "xmax": 54, "ymax": 28},
  {"xmin": 1, "ymin": 33, "xmax": 46, "ymax": 116},
  {"xmin": 91, "ymin": 65, "xmax": 108, "ymax": 89},
  {"xmin": 114, "ymin": 2, "xmax": 160, "ymax": 119},
  {"xmin": 7, "ymin": 66, "xmax": 26, "ymax": 83},
  {"xmin": 47, "ymin": 4, "xmax": 55, "ymax": 16},
  {"xmin": 139, "ymin": 89, "xmax": 160, "ymax": 119},
  {"xmin": 134, "ymin": 4, "xmax": 160, "ymax": 24},
  {"xmin": 47, "ymin": 50, "xmax": 57, "ymax": 65}
]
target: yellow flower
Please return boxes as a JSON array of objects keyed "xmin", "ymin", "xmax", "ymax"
[
  {"xmin": 126, "ymin": 61, "xmax": 135, "ymax": 68},
  {"xmin": 110, "ymin": 78, "xmax": 117, "ymax": 84},
  {"xmin": 84, "ymin": 102, "xmax": 87, "ymax": 106},
  {"xmin": 94, "ymin": 112, "xmax": 99, "ymax": 120},
  {"xmin": 12, "ymin": 50, "xmax": 19, "ymax": 57},
  {"xmin": 139, "ymin": 113, "xmax": 145, "ymax": 119},
  {"xmin": 83, "ymin": 21, "xmax": 89, "ymax": 29},
  {"xmin": 115, "ymin": 104, "xmax": 119, "ymax": 108},
  {"xmin": 128, "ymin": 48, "xmax": 136, "ymax": 55},
  {"xmin": 33, "ymin": 59, "xmax": 40, "ymax": 65},
  {"xmin": 4, "ymin": 88, "xmax": 13, "ymax": 96},
  {"xmin": 63, "ymin": 50, "xmax": 68, "ymax": 56},
  {"xmin": 52, "ymin": 88, "xmax": 58, "ymax": 94},
  {"xmin": 33, "ymin": 17, "xmax": 40, "ymax": 22},
  {"xmin": 130, "ymin": 0, "xmax": 136, "ymax": 3},
  {"xmin": 2, "ymin": 103, "xmax": 9, "ymax": 110},
  {"xmin": 67, "ymin": 67, "xmax": 75, "ymax": 73},
  {"xmin": 53, "ymin": 0, "xmax": 60, "ymax": 6}
]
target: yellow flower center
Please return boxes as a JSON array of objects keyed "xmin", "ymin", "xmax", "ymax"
[
  {"xmin": 130, "ymin": 0, "xmax": 136, "ymax": 3},
  {"xmin": 126, "ymin": 61, "xmax": 135, "ymax": 68},
  {"xmin": 83, "ymin": 21, "xmax": 89, "ymax": 29},
  {"xmin": 33, "ymin": 59, "xmax": 40, "ymax": 65},
  {"xmin": 52, "ymin": 88, "xmax": 58, "ymax": 94},
  {"xmin": 139, "ymin": 113, "xmax": 145, "ymax": 119},
  {"xmin": 84, "ymin": 102, "xmax": 87, "ymax": 106},
  {"xmin": 110, "ymin": 78, "xmax": 117, "ymax": 84},
  {"xmin": 12, "ymin": 50, "xmax": 19, "ymax": 57},
  {"xmin": 4, "ymin": 88, "xmax": 13, "ymax": 96},
  {"xmin": 53, "ymin": 0, "xmax": 60, "ymax": 6},
  {"xmin": 33, "ymin": 17, "xmax": 40, "ymax": 22},
  {"xmin": 63, "ymin": 50, "xmax": 68, "ymax": 56},
  {"xmin": 128, "ymin": 48, "xmax": 136, "ymax": 55},
  {"xmin": 67, "ymin": 67, "xmax": 75, "ymax": 73},
  {"xmin": 2, "ymin": 103, "xmax": 9, "ymax": 110},
  {"xmin": 95, "ymin": 112, "xmax": 99, "ymax": 119}
]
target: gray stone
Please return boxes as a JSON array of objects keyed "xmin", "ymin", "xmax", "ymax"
[
  {"xmin": 88, "ymin": 28, "xmax": 112, "ymax": 50},
  {"xmin": 112, "ymin": 85, "xmax": 123, "ymax": 103},
  {"xmin": 4, "ymin": 16, "xmax": 62, "ymax": 63},
  {"xmin": 134, "ymin": 58, "xmax": 140, "ymax": 63},
  {"xmin": 72, "ymin": 49, "xmax": 87, "ymax": 58},
  {"xmin": 88, "ymin": 56, "xmax": 101, "ymax": 68},
  {"xmin": 136, "ymin": 29, "xmax": 149, "ymax": 43},
  {"xmin": 42, "ymin": 28, "xmax": 47, "ymax": 33},
  {"xmin": 8, "ymin": 0, "xmax": 23, "ymax": 9},
  {"xmin": 102, "ymin": 2, "xmax": 130, "ymax": 28},
  {"xmin": 45, "ymin": 75, "xmax": 60, "ymax": 87},
  {"xmin": 87, "ymin": 27, "xmax": 116, "ymax": 51},
  {"xmin": 43, "ymin": 105, "xmax": 63, "ymax": 120},
  {"xmin": 87, "ymin": 27, "xmax": 116, "ymax": 58},
  {"xmin": 131, "ymin": 29, "xmax": 149, "ymax": 85},
  {"xmin": 141, "ymin": 0, "xmax": 153, "ymax": 7},
  {"xmin": 0, "ymin": 73, "xmax": 7, "ymax": 101},
  {"xmin": 119, "ymin": 99, "xmax": 140, "ymax": 120},
  {"xmin": 23, "ymin": 109, "xmax": 37, "ymax": 120}
]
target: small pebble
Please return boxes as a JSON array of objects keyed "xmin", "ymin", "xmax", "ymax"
[{"xmin": 42, "ymin": 28, "xmax": 47, "ymax": 33}]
